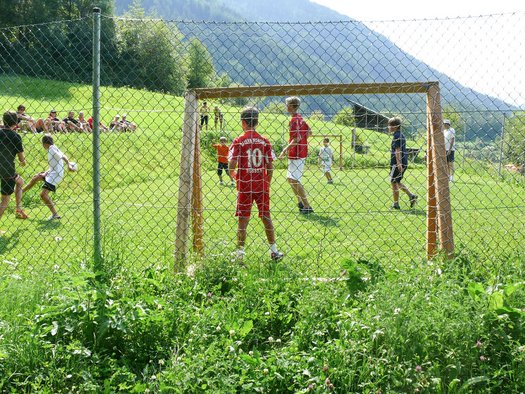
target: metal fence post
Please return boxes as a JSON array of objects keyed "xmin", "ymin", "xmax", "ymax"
[
  {"xmin": 498, "ymin": 113, "xmax": 506, "ymax": 176},
  {"xmin": 92, "ymin": 7, "xmax": 102, "ymax": 270}
]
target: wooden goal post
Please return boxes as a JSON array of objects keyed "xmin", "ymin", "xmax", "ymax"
[{"xmin": 174, "ymin": 82, "xmax": 454, "ymax": 267}]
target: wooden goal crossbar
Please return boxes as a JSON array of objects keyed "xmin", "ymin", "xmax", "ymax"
[{"xmin": 174, "ymin": 82, "xmax": 453, "ymax": 267}]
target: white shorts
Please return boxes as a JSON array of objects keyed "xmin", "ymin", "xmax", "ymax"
[
  {"xmin": 287, "ymin": 159, "xmax": 306, "ymax": 181},
  {"xmin": 322, "ymin": 162, "xmax": 332, "ymax": 174}
]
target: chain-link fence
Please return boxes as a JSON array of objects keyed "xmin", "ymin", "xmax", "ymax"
[{"xmin": 1, "ymin": 12, "xmax": 524, "ymax": 280}]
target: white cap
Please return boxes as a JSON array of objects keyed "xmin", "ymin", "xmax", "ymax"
[{"xmin": 443, "ymin": 119, "xmax": 451, "ymax": 124}]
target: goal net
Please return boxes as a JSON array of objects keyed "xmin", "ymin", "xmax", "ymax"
[{"xmin": 175, "ymin": 82, "xmax": 453, "ymax": 275}]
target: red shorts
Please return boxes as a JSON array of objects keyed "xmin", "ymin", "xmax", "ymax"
[{"xmin": 236, "ymin": 190, "xmax": 270, "ymax": 217}]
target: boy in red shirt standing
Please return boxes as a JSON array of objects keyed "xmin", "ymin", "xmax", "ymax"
[
  {"xmin": 278, "ymin": 96, "xmax": 314, "ymax": 214},
  {"xmin": 212, "ymin": 136, "xmax": 234, "ymax": 185},
  {"xmin": 228, "ymin": 107, "xmax": 283, "ymax": 262}
]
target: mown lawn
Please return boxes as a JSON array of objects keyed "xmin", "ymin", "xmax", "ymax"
[{"xmin": 0, "ymin": 75, "xmax": 524, "ymax": 280}]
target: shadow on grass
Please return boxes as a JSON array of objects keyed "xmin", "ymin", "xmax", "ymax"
[
  {"xmin": 37, "ymin": 219, "xmax": 62, "ymax": 231},
  {"xmin": 0, "ymin": 229, "xmax": 22, "ymax": 254},
  {"xmin": 1, "ymin": 74, "xmax": 75, "ymax": 102},
  {"xmin": 298, "ymin": 212, "xmax": 339, "ymax": 227},
  {"xmin": 403, "ymin": 208, "xmax": 426, "ymax": 216}
]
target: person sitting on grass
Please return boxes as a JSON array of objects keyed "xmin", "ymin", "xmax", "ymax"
[
  {"xmin": 17, "ymin": 104, "xmax": 46, "ymax": 133},
  {"xmin": 22, "ymin": 135, "xmax": 76, "ymax": 220},
  {"xmin": 109, "ymin": 114, "xmax": 124, "ymax": 132},
  {"xmin": 87, "ymin": 115, "xmax": 108, "ymax": 131},
  {"xmin": 77, "ymin": 111, "xmax": 92, "ymax": 133},
  {"xmin": 62, "ymin": 111, "xmax": 82, "ymax": 132},
  {"xmin": 120, "ymin": 114, "xmax": 137, "ymax": 132},
  {"xmin": 45, "ymin": 110, "xmax": 66, "ymax": 133}
]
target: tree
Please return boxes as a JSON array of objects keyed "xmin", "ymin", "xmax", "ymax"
[
  {"xmin": 116, "ymin": 2, "xmax": 187, "ymax": 94},
  {"xmin": 186, "ymin": 38, "xmax": 215, "ymax": 89},
  {"xmin": 333, "ymin": 106, "xmax": 354, "ymax": 127},
  {"xmin": 503, "ymin": 111, "xmax": 525, "ymax": 165}
]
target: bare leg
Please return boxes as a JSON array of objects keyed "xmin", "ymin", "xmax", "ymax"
[
  {"xmin": 22, "ymin": 173, "xmax": 45, "ymax": 193},
  {"xmin": 391, "ymin": 182, "xmax": 400, "ymax": 204},
  {"xmin": 287, "ymin": 178, "xmax": 311, "ymax": 208},
  {"xmin": 398, "ymin": 182, "xmax": 413, "ymax": 197},
  {"xmin": 237, "ymin": 216, "xmax": 250, "ymax": 248},
  {"xmin": 0, "ymin": 194, "xmax": 11, "ymax": 220},
  {"xmin": 40, "ymin": 189, "xmax": 58, "ymax": 217},
  {"xmin": 261, "ymin": 215, "xmax": 276, "ymax": 245},
  {"xmin": 15, "ymin": 176, "xmax": 24, "ymax": 210}
]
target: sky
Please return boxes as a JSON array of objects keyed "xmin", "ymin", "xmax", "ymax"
[{"xmin": 311, "ymin": 0, "xmax": 525, "ymax": 107}]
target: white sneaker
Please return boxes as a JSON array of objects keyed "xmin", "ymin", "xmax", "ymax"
[
  {"xmin": 48, "ymin": 214, "xmax": 62, "ymax": 221},
  {"xmin": 232, "ymin": 249, "xmax": 245, "ymax": 262}
]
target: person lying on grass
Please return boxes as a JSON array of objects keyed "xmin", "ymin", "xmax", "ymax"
[{"xmin": 22, "ymin": 135, "xmax": 76, "ymax": 220}]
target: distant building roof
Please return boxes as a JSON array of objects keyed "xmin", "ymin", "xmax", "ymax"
[{"xmin": 348, "ymin": 100, "xmax": 390, "ymax": 133}]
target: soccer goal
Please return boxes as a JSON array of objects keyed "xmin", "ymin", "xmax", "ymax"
[{"xmin": 174, "ymin": 82, "xmax": 454, "ymax": 268}]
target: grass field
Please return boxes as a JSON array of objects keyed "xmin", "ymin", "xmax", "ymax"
[
  {"xmin": 0, "ymin": 75, "xmax": 524, "ymax": 280},
  {"xmin": 2, "ymin": 75, "xmax": 525, "ymax": 392}
]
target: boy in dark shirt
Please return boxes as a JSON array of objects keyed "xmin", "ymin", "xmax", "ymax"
[
  {"xmin": 388, "ymin": 117, "xmax": 417, "ymax": 210},
  {"xmin": 0, "ymin": 111, "xmax": 28, "ymax": 233}
]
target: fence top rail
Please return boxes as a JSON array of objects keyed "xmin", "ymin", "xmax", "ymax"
[{"xmin": 193, "ymin": 82, "xmax": 438, "ymax": 99}]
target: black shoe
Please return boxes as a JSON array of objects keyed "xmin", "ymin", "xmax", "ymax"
[
  {"xmin": 270, "ymin": 251, "xmax": 284, "ymax": 261},
  {"xmin": 409, "ymin": 195, "xmax": 418, "ymax": 208},
  {"xmin": 298, "ymin": 202, "xmax": 304, "ymax": 209},
  {"xmin": 392, "ymin": 203, "xmax": 401, "ymax": 210},
  {"xmin": 300, "ymin": 207, "xmax": 314, "ymax": 214}
]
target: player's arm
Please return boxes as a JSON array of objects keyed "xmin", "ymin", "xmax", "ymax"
[
  {"xmin": 228, "ymin": 159, "xmax": 237, "ymax": 179},
  {"xmin": 266, "ymin": 161, "xmax": 273, "ymax": 183},
  {"xmin": 227, "ymin": 144, "xmax": 237, "ymax": 179},
  {"xmin": 279, "ymin": 132, "xmax": 300, "ymax": 159},
  {"xmin": 17, "ymin": 152, "xmax": 26, "ymax": 167},
  {"xmin": 395, "ymin": 148, "xmax": 403, "ymax": 170}
]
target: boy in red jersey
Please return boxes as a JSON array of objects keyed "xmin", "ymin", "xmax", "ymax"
[
  {"xmin": 278, "ymin": 96, "xmax": 314, "ymax": 214},
  {"xmin": 228, "ymin": 106, "xmax": 283, "ymax": 262}
]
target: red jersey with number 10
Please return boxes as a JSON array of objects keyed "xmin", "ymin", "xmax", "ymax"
[
  {"xmin": 228, "ymin": 130, "xmax": 275, "ymax": 193},
  {"xmin": 288, "ymin": 113, "xmax": 310, "ymax": 159}
]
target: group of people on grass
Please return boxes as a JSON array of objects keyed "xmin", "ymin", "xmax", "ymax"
[
  {"xmin": 0, "ymin": 111, "xmax": 76, "ymax": 234},
  {"xmin": 215, "ymin": 96, "xmax": 426, "ymax": 262},
  {"xmin": 12, "ymin": 104, "xmax": 137, "ymax": 134}
]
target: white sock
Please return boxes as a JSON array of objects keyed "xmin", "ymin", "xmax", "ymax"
[{"xmin": 269, "ymin": 243, "xmax": 278, "ymax": 253}]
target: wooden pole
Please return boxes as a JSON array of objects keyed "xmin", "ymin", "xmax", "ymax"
[
  {"xmin": 427, "ymin": 84, "xmax": 454, "ymax": 258},
  {"xmin": 175, "ymin": 91, "xmax": 198, "ymax": 269},
  {"xmin": 195, "ymin": 82, "xmax": 437, "ymax": 99},
  {"xmin": 426, "ymin": 115, "xmax": 438, "ymax": 259},
  {"xmin": 192, "ymin": 121, "xmax": 204, "ymax": 255}
]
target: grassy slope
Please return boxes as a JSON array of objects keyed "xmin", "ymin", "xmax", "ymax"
[{"xmin": 0, "ymin": 75, "xmax": 523, "ymax": 279}]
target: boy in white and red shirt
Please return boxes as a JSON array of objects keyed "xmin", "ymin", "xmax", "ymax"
[
  {"xmin": 278, "ymin": 96, "xmax": 313, "ymax": 214},
  {"xmin": 228, "ymin": 106, "xmax": 283, "ymax": 262},
  {"xmin": 22, "ymin": 135, "xmax": 76, "ymax": 220}
]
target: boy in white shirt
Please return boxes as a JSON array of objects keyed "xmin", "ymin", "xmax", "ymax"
[
  {"xmin": 443, "ymin": 119, "xmax": 456, "ymax": 182},
  {"xmin": 318, "ymin": 137, "xmax": 334, "ymax": 184},
  {"xmin": 22, "ymin": 135, "xmax": 76, "ymax": 220}
]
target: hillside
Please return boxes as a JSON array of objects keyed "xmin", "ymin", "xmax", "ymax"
[{"xmin": 114, "ymin": 0, "xmax": 514, "ymax": 139}]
